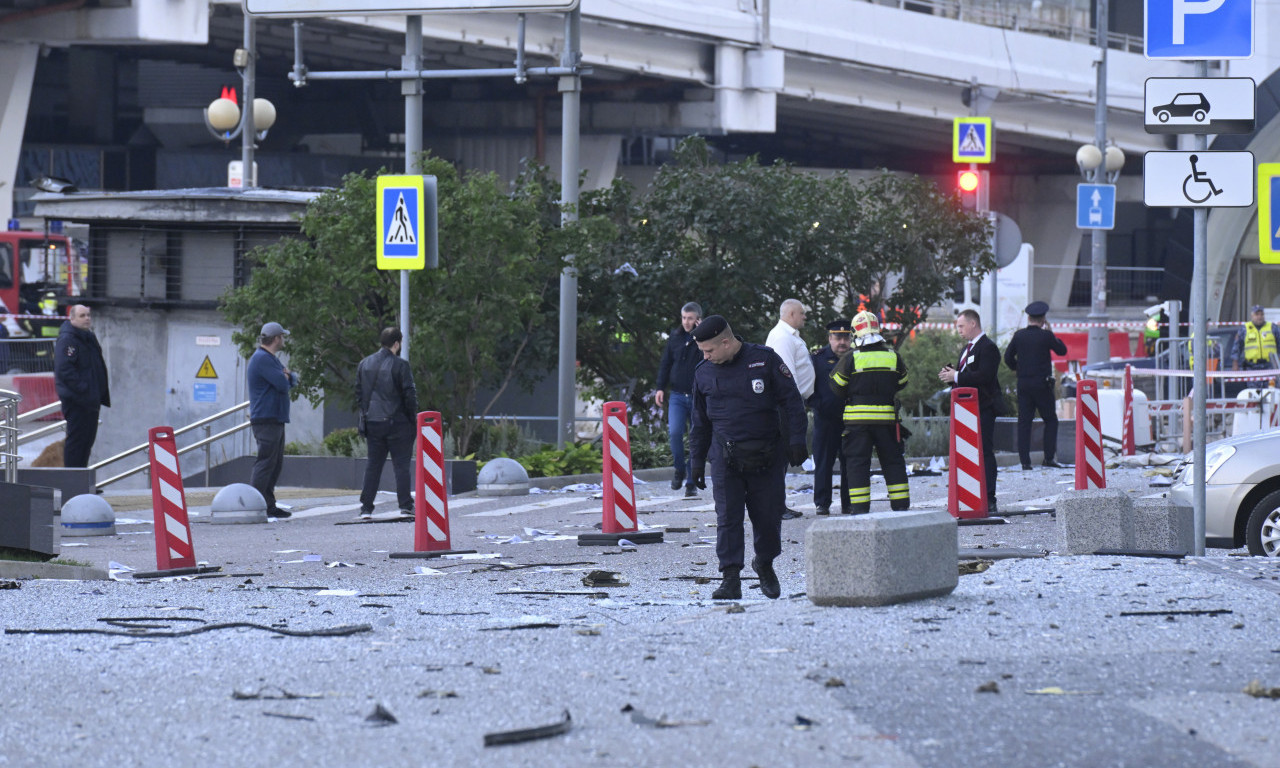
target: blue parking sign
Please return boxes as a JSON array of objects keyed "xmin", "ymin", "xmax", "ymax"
[
  {"xmin": 1146, "ymin": 0, "xmax": 1253, "ymax": 60},
  {"xmin": 1077, "ymin": 184, "xmax": 1116, "ymax": 230}
]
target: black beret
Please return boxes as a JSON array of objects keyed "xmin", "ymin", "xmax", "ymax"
[
  {"xmin": 691, "ymin": 314, "xmax": 728, "ymax": 342},
  {"xmin": 826, "ymin": 318, "xmax": 852, "ymax": 334},
  {"xmin": 1025, "ymin": 301, "xmax": 1049, "ymax": 317}
]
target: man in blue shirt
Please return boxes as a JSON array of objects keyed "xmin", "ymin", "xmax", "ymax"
[{"xmin": 247, "ymin": 321, "xmax": 298, "ymax": 519}]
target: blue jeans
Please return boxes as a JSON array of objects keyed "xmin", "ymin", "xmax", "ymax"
[{"xmin": 667, "ymin": 391, "xmax": 693, "ymax": 484}]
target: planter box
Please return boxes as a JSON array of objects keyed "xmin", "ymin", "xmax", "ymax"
[{"xmin": 188, "ymin": 456, "xmax": 476, "ymax": 495}]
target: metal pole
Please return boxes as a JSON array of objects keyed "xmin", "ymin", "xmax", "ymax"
[
  {"xmin": 402, "ymin": 15, "xmax": 423, "ymax": 363},
  {"xmin": 1191, "ymin": 60, "xmax": 1208, "ymax": 556},
  {"xmin": 203, "ymin": 424, "xmax": 211, "ymax": 487},
  {"xmin": 241, "ymin": 13, "xmax": 256, "ymax": 188},
  {"xmin": 556, "ymin": 8, "xmax": 581, "ymax": 449},
  {"xmin": 1086, "ymin": 0, "xmax": 1109, "ymax": 365}
]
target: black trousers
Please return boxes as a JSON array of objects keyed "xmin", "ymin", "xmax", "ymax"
[
  {"xmin": 1016, "ymin": 378, "xmax": 1058, "ymax": 466},
  {"xmin": 980, "ymin": 406, "xmax": 997, "ymax": 505},
  {"xmin": 842, "ymin": 423, "xmax": 910, "ymax": 513},
  {"xmin": 250, "ymin": 421, "xmax": 286, "ymax": 513},
  {"xmin": 360, "ymin": 419, "xmax": 415, "ymax": 513},
  {"xmin": 811, "ymin": 414, "xmax": 849, "ymax": 510},
  {"xmin": 61, "ymin": 401, "xmax": 99, "ymax": 468},
  {"xmin": 710, "ymin": 443, "xmax": 784, "ymax": 572}
]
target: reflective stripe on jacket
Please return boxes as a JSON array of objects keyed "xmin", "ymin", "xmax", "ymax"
[{"xmin": 830, "ymin": 345, "xmax": 907, "ymax": 424}]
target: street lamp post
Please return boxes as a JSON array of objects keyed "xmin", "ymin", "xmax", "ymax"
[
  {"xmin": 203, "ymin": 14, "xmax": 276, "ymax": 188},
  {"xmin": 1075, "ymin": 141, "xmax": 1124, "ymax": 362}
]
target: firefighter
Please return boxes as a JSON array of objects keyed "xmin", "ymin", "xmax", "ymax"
[{"xmin": 830, "ymin": 311, "xmax": 909, "ymax": 515}]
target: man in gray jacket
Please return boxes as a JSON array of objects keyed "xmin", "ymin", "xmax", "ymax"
[{"xmin": 356, "ymin": 327, "xmax": 419, "ymax": 518}]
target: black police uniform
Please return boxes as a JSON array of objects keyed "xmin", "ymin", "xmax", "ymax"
[
  {"xmin": 830, "ymin": 338, "xmax": 909, "ymax": 514},
  {"xmin": 1003, "ymin": 302, "xmax": 1067, "ymax": 468},
  {"xmin": 54, "ymin": 319, "xmax": 111, "ymax": 468},
  {"xmin": 810, "ymin": 330, "xmax": 851, "ymax": 514},
  {"xmin": 690, "ymin": 338, "xmax": 807, "ymax": 574}
]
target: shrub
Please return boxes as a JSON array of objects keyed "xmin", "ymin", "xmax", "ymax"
[
  {"xmin": 517, "ymin": 442, "xmax": 603, "ymax": 478},
  {"xmin": 323, "ymin": 427, "xmax": 362, "ymax": 457},
  {"xmin": 626, "ymin": 420, "xmax": 673, "ymax": 470}
]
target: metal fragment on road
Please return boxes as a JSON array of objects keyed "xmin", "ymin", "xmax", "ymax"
[
  {"xmin": 483, "ymin": 709, "xmax": 572, "ymax": 747},
  {"xmin": 365, "ymin": 703, "xmax": 398, "ymax": 726}
]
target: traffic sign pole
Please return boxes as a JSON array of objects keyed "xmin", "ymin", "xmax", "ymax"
[
  {"xmin": 1191, "ymin": 62, "xmax": 1208, "ymax": 556},
  {"xmin": 1086, "ymin": 0, "xmax": 1109, "ymax": 367}
]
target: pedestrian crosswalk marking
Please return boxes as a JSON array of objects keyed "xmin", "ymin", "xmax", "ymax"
[
  {"xmin": 959, "ymin": 125, "xmax": 985, "ymax": 154},
  {"xmin": 386, "ymin": 193, "xmax": 416, "ymax": 245}
]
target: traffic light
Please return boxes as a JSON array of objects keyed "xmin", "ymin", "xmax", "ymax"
[{"xmin": 957, "ymin": 169, "xmax": 989, "ymax": 212}]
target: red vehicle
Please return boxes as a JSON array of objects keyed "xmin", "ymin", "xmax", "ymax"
[{"xmin": 0, "ymin": 222, "xmax": 85, "ymax": 340}]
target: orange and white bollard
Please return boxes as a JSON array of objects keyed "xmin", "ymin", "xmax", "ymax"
[
  {"xmin": 947, "ymin": 387, "xmax": 988, "ymax": 520},
  {"xmin": 390, "ymin": 411, "xmax": 474, "ymax": 559},
  {"xmin": 1075, "ymin": 379, "xmax": 1107, "ymax": 489},
  {"xmin": 578, "ymin": 402, "xmax": 663, "ymax": 546},
  {"xmin": 132, "ymin": 427, "xmax": 220, "ymax": 578},
  {"xmin": 1122, "ymin": 364, "xmax": 1136, "ymax": 456}
]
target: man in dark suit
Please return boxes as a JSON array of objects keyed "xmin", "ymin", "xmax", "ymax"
[
  {"xmin": 938, "ymin": 308, "xmax": 1002, "ymax": 513},
  {"xmin": 1004, "ymin": 301, "xmax": 1068, "ymax": 470}
]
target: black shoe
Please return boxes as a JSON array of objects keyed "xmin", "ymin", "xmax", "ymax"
[
  {"xmin": 684, "ymin": 486, "xmax": 697, "ymax": 498},
  {"xmin": 1042, "ymin": 460, "xmax": 1065, "ymax": 469},
  {"xmin": 670, "ymin": 475, "xmax": 684, "ymax": 491},
  {"xmin": 987, "ymin": 500, "xmax": 998, "ymax": 515},
  {"xmin": 752, "ymin": 557, "xmax": 780, "ymax": 599},
  {"xmin": 400, "ymin": 509, "xmax": 415, "ymax": 519},
  {"xmin": 267, "ymin": 508, "xmax": 291, "ymax": 519},
  {"xmin": 712, "ymin": 568, "xmax": 742, "ymax": 600},
  {"xmin": 781, "ymin": 507, "xmax": 803, "ymax": 520},
  {"xmin": 815, "ymin": 506, "xmax": 830, "ymax": 516},
  {"xmin": 841, "ymin": 506, "xmax": 855, "ymax": 515},
  {"xmin": 359, "ymin": 509, "xmax": 373, "ymax": 520},
  {"xmin": 1021, "ymin": 463, "xmax": 1033, "ymax": 471}
]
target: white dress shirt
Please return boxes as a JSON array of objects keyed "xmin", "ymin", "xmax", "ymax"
[{"xmin": 765, "ymin": 319, "xmax": 816, "ymax": 400}]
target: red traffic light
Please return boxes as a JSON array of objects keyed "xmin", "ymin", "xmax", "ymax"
[{"xmin": 957, "ymin": 170, "xmax": 980, "ymax": 192}]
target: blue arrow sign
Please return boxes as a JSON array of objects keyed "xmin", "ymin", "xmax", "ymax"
[
  {"xmin": 1077, "ymin": 184, "xmax": 1116, "ymax": 230},
  {"xmin": 1146, "ymin": 0, "xmax": 1253, "ymax": 60}
]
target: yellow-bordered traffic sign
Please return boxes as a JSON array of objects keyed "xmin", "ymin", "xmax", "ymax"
[
  {"xmin": 377, "ymin": 175, "xmax": 425, "ymax": 270},
  {"xmin": 1261, "ymin": 163, "xmax": 1280, "ymax": 264},
  {"xmin": 953, "ymin": 117, "xmax": 993, "ymax": 163}
]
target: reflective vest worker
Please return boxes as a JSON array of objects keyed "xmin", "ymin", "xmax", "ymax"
[
  {"xmin": 1232, "ymin": 305, "xmax": 1280, "ymax": 372},
  {"xmin": 829, "ymin": 311, "xmax": 910, "ymax": 514}
]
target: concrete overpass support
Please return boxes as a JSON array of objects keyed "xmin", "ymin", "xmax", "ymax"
[{"xmin": 0, "ymin": 44, "xmax": 37, "ymax": 224}]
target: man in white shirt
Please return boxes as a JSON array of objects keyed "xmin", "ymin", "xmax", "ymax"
[{"xmin": 765, "ymin": 298, "xmax": 815, "ymax": 520}]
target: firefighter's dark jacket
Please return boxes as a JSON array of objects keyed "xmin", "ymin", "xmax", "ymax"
[
  {"xmin": 829, "ymin": 341, "xmax": 907, "ymax": 423},
  {"xmin": 689, "ymin": 340, "xmax": 807, "ymax": 467},
  {"xmin": 355, "ymin": 347, "xmax": 419, "ymax": 423},
  {"xmin": 54, "ymin": 320, "xmax": 111, "ymax": 409}
]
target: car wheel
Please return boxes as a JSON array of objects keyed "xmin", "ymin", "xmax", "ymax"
[
  {"xmin": 1158, "ymin": 110, "xmax": 1171, "ymax": 122},
  {"xmin": 1245, "ymin": 489, "xmax": 1280, "ymax": 557},
  {"xmin": 1193, "ymin": 110, "xmax": 1207, "ymax": 122}
]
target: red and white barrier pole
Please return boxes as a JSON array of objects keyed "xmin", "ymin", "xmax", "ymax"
[
  {"xmin": 1122, "ymin": 364, "xmax": 1136, "ymax": 456},
  {"xmin": 578, "ymin": 402, "xmax": 662, "ymax": 545},
  {"xmin": 947, "ymin": 387, "xmax": 988, "ymax": 519},
  {"xmin": 1075, "ymin": 379, "xmax": 1107, "ymax": 489},
  {"xmin": 391, "ymin": 411, "xmax": 474, "ymax": 559},
  {"xmin": 130, "ymin": 426, "xmax": 221, "ymax": 579}
]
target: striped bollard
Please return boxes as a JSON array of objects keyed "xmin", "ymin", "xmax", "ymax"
[
  {"xmin": 1122, "ymin": 364, "xmax": 1136, "ymax": 456},
  {"xmin": 391, "ymin": 411, "xmax": 474, "ymax": 559},
  {"xmin": 947, "ymin": 387, "xmax": 988, "ymax": 520},
  {"xmin": 1075, "ymin": 379, "xmax": 1107, "ymax": 489},
  {"xmin": 132, "ymin": 427, "xmax": 219, "ymax": 579},
  {"xmin": 578, "ymin": 402, "xmax": 663, "ymax": 546}
]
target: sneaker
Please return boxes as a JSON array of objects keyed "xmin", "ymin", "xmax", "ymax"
[
  {"xmin": 752, "ymin": 557, "xmax": 780, "ymax": 599},
  {"xmin": 267, "ymin": 508, "xmax": 291, "ymax": 519},
  {"xmin": 359, "ymin": 509, "xmax": 373, "ymax": 520},
  {"xmin": 711, "ymin": 569, "xmax": 742, "ymax": 600},
  {"xmin": 684, "ymin": 486, "xmax": 697, "ymax": 498},
  {"xmin": 670, "ymin": 474, "xmax": 684, "ymax": 491},
  {"xmin": 815, "ymin": 506, "xmax": 830, "ymax": 516}
]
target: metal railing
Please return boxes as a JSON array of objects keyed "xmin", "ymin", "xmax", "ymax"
[
  {"xmin": 92, "ymin": 401, "xmax": 252, "ymax": 490},
  {"xmin": 873, "ymin": 0, "xmax": 1143, "ymax": 52},
  {"xmin": 0, "ymin": 388, "xmax": 20, "ymax": 483},
  {"xmin": 16, "ymin": 400, "xmax": 67, "ymax": 445}
]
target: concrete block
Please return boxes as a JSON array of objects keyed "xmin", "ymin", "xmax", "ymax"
[
  {"xmin": 1055, "ymin": 488, "xmax": 1133, "ymax": 555},
  {"xmin": 805, "ymin": 510, "xmax": 958, "ymax": 607},
  {"xmin": 1132, "ymin": 497, "xmax": 1194, "ymax": 554},
  {"xmin": 0, "ymin": 481, "xmax": 60, "ymax": 557},
  {"xmin": 210, "ymin": 483, "xmax": 267, "ymax": 525},
  {"xmin": 17, "ymin": 467, "xmax": 95, "ymax": 501},
  {"xmin": 477, "ymin": 457, "xmax": 530, "ymax": 497},
  {"xmin": 62, "ymin": 494, "xmax": 116, "ymax": 536}
]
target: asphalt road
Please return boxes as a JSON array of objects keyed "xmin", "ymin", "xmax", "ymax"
[{"xmin": 3, "ymin": 464, "xmax": 1279, "ymax": 767}]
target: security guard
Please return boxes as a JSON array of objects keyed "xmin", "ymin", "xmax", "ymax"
[
  {"xmin": 810, "ymin": 319, "xmax": 853, "ymax": 515},
  {"xmin": 689, "ymin": 315, "xmax": 808, "ymax": 601},
  {"xmin": 830, "ymin": 311, "xmax": 909, "ymax": 514},
  {"xmin": 1003, "ymin": 301, "xmax": 1068, "ymax": 470},
  {"xmin": 1232, "ymin": 305, "xmax": 1280, "ymax": 372}
]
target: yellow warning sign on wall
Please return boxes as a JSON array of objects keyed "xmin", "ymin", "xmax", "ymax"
[{"xmin": 196, "ymin": 356, "xmax": 218, "ymax": 379}]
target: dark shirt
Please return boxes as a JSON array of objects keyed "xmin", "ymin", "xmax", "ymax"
[
  {"xmin": 1004, "ymin": 325, "xmax": 1067, "ymax": 382},
  {"xmin": 54, "ymin": 321, "xmax": 110, "ymax": 409},
  {"xmin": 689, "ymin": 340, "xmax": 807, "ymax": 467},
  {"xmin": 809, "ymin": 344, "xmax": 846, "ymax": 422},
  {"xmin": 356, "ymin": 347, "xmax": 419, "ymax": 423},
  {"xmin": 248, "ymin": 346, "xmax": 297, "ymax": 423},
  {"xmin": 656, "ymin": 326, "xmax": 701, "ymax": 395}
]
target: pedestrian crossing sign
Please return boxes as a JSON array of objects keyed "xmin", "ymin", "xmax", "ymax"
[
  {"xmin": 1261, "ymin": 163, "xmax": 1280, "ymax": 264},
  {"xmin": 953, "ymin": 117, "xmax": 993, "ymax": 163},
  {"xmin": 376, "ymin": 174, "xmax": 438, "ymax": 270}
]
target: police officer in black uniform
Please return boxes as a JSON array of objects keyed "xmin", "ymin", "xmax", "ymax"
[
  {"xmin": 689, "ymin": 315, "xmax": 808, "ymax": 600},
  {"xmin": 810, "ymin": 319, "xmax": 853, "ymax": 515},
  {"xmin": 1003, "ymin": 300, "xmax": 1068, "ymax": 470},
  {"xmin": 830, "ymin": 311, "xmax": 910, "ymax": 514}
]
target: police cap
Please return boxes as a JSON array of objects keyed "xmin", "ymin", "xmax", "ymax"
[
  {"xmin": 826, "ymin": 318, "xmax": 852, "ymax": 335},
  {"xmin": 1024, "ymin": 301, "xmax": 1049, "ymax": 318},
  {"xmin": 691, "ymin": 314, "xmax": 729, "ymax": 342}
]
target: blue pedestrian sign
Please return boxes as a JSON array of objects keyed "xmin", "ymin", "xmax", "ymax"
[
  {"xmin": 1146, "ymin": 0, "xmax": 1253, "ymax": 60},
  {"xmin": 1260, "ymin": 163, "xmax": 1280, "ymax": 264},
  {"xmin": 952, "ymin": 117, "xmax": 993, "ymax": 163},
  {"xmin": 375, "ymin": 174, "xmax": 438, "ymax": 270},
  {"xmin": 1077, "ymin": 184, "xmax": 1116, "ymax": 230}
]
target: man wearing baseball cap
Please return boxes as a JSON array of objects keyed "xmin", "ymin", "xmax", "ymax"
[
  {"xmin": 1232, "ymin": 305, "xmax": 1280, "ymax": 373},
  {"xmin": 248, "ymin": 321, "xmax": 298, "ymax": 518}
]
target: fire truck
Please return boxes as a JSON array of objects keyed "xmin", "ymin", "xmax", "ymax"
[{"xmin": 0, "ymin": 221, "xmax": 86, "ymax": 372}]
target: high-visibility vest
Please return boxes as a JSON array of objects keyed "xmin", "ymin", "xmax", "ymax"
[{"xmin": 1243, "ymin": 323, "xmax": 1276, "ymax": 363}]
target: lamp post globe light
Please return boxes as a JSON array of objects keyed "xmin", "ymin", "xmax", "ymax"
[{"xmin": 203, "ymin": 96, "xmax": 276, "ymax": 142}]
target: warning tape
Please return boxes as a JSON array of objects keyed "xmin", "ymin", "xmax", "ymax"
[{"xmin": 1126, "ymin": 368, "xmax": 1280, "ymax": 381}]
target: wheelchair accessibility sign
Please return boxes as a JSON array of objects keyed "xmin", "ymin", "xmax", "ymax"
[{"xmin": 1143, "ymin": 150, "xmax": 1254, "ymax": 208}]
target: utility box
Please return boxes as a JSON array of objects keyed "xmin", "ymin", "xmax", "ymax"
[{"xmin": 0, "ymin": 481, "xmax": 61, "ymax": 557}]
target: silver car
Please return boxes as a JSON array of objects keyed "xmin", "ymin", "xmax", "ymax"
[{"xmin": 1170, "ymin": 428, "xmax": 1280, "ymax": 556}]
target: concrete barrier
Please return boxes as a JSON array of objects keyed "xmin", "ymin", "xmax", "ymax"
[
  {"xmin": 805, "ymin": 510, "xmax": 958, "ymax": 607},
  {"xmin": 477, "ymin": 457, "xmax": 530, "ymax": 497},
  {"xmin": 1132, "ymin": 497, "xmax": 1194, "ymax": 554},
  {"xmin": 1055, "ymin": 488, "xmax": 1133, "ymax": 555}
]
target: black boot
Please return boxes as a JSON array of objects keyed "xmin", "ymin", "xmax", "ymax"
[
  {"xmin": 752, "ymin": 557, "xmax": 780, "ymax": 599},
  {"xmin": 712, "ymin": 567, "xmax": 742, "ymax": 600}
]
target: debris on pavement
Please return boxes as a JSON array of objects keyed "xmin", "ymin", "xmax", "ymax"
[
  {"xmin": 621, "ymin": 703, "xmax": 710, "ymax": 728},
  {"xmin": 483, "ymin": 709, "xmax": 572, "ymax": 746},
  {"xmin": 5, "ymin": 622, "xmax": 373, "ymax": 639},
  {"xmin": 959, "ymin": 560, "xmax": 993, "ymax": 576},
  {"xmin": 976, "ymin": 681, "xmax": 1000, "ymax": 693},
  {"xmin": 1244, "ymin": 680, "xmax": 1280, "ymax": 699},
  {"xmin": 365, "ymin": 703, "xmax": 398, "ymax": 726},
  {"xmin": 581, "ymin": 570, "xmax": 628, "ymax": 587},
  {"xmin": 792, "ymin": 715, "xmax": 817, "ymax": 730},
  {"xmin": 233, "ymin": 686, "xmax": 323, "ymax": 700}
]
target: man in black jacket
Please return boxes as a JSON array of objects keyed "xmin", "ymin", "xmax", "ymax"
[
  {"xmin": 54, "ymin": 305, "xmax": 110, "ymax": 468},
  {"xmin": 938, "ymin": 309, "xmax": 1002, "ymax": 513},
  {"xmin": 810, "ymin": 318, "xmax": 853, "ymax": 514},
  {"xmin": 1004, "ymin": 301, "xmax": 1068, "ymax": 470},
  {"xmin": 356, "ymin": 327, "xmax": 419, "ymax": 519},
  {"xmin": 654, "ymin": 301, "xmax": 702, "ymax": 497}
]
